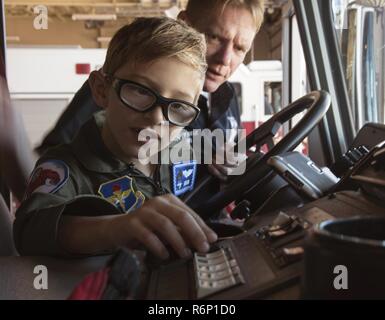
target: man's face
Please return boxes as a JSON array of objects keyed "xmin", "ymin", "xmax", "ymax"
[
  {"xmin": 103, "ymin": 57, "xmax": 203, "ymax": 160},
  {"xmin": 191, "ymin": 6, "xmax": 256, "ymax": 92}
]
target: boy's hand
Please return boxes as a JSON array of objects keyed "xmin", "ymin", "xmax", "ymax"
[{"xmin": 110, "ymin": 193, "xmax": 217, "ymax": 260}]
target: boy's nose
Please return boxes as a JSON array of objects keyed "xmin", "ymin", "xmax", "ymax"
[{"xmin": 144, "ymin": 105, "xmax": 165, "ymax": 125}]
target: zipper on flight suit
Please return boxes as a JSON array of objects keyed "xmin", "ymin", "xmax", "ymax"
[{"xmin": 126, "ymin": 163, "xmax": 167, "ymax": 196}]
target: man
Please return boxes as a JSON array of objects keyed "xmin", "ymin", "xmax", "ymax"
[
  {"xmin": 179, "ymin": 0, "xmax": 264, "ymax": 182},
  {"xmin": 37, "ymin": 0, "xmax": 264, "ymax": 181}
]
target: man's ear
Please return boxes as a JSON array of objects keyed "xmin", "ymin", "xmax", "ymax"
[
  {"xmin": 88, "ymin": 70, "xmax": 109, "ymax": 109},
  {"xmin": 177, "ymin": 10, "xmax": 191, "ymax": 25}
]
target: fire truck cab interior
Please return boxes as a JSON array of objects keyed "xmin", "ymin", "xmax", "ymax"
[{"xmin": 1, "ymin": 0, "xmax": 385, "ymax": 300}]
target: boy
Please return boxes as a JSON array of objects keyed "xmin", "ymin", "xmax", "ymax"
[{"xmin": 14, "ymin": 17, "xmax": 217, "ymax": 259}]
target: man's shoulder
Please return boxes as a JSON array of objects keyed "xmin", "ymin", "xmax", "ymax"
[
  {"xmin": 212, "ymin": 81, "xmax": 238, "ymax": 109},
  {"xmin": 215, "ymin": 81, "xmax": 236, "ymax": 97},
  {"xmin": 210, "ymin": 81, "xmax": 240, "ymax": 124}
]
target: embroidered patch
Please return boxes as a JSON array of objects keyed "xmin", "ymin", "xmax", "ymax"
[
  {"xmin": 98, "ymin": 176, "xmax": 145, "ymax": 213},
  {"xmin": 172, "ymin": 161, "xmax": 197, "ymax": 196},
  {"xmin": 26, "ymin": 160, "xmax": 69, "ymax": 197}
]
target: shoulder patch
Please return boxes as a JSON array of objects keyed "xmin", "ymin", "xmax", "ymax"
[
  {"xmin": 98, "ymin": 176, "xmax": 145, "ymax": 213},
  {"xmin": 26, "ymin": 160, "xmax": 69, "ymax": 197},
  {"xmin": 172, "ymin": 160, "xmax": 197, "ymax": 196}
]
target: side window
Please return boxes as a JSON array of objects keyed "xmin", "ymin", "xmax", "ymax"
[
  {"xmin": 282, "ymin": 12, "xmax": 310, "ymax": 155},
  {"xmin": 333, "ymin": 0, "xmax": 385, "ymax": 129},
  {"xmin": 290, "ymin": 15, "xmax": 309, "ymax": 102},
  {"xmin": 264, "ymin": 81, "xmax": 282, "ymax": 115},
  {"xmin": 229, "ymin": 62, "xmax": 283, "ymax": 136}
]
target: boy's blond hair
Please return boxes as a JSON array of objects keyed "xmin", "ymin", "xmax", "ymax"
[
  {"xmin": 186, "ymin": 0, "xmax": 265, "ymax": 32},
  {"xmin": 103, "ymin": 17, "xmax": 207, "ymax": 79}
]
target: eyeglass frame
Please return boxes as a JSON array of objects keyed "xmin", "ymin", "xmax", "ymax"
[{"xmin": 106, "ymin": 76, "xmax": 201, "ymax": 127}]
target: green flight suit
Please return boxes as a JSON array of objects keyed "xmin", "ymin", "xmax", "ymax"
[{"xmin": 14, "ymin": 111, "xmax": 195, "ymax": 257}]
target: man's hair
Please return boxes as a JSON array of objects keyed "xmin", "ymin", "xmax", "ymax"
[
  {"xmin": 103, "ymin": 17, "xmax": 207, "ymax": 78},
  {"xmin": 185, "ymin": 0, "xmax": 265, "ymax": 32}
]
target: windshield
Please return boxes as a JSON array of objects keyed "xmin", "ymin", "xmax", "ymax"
[{"xmin": 332, "ymin": 0, "xmax": 385, "ymax": 129}]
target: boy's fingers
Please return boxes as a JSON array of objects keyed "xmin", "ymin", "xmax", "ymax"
[
  {"xmin": 145, "ymin": 210, "xmax": 191, "ymax": 259},
  {"xmin": 186, "ymin": 210, "xmax": 218, "ymax": 243},
  {"xmin": 162, "ymin": 194, "xmax": 218, "ymax": 244},
  {"xmin": 156, "ymin": 197, "xmax": 211, "ymax": 253},
  {"xmin": 130, "ymin": 219, "xmax": 169, "ymax": 260}
]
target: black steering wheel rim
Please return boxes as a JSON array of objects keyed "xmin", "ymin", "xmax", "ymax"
[{"xmin": 186, "ymin": 90, "xmax": 331, "ymax": 219}]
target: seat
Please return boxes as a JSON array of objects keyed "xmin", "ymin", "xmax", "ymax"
[
  {"xmin": 0, "ymin": 53, "xmax": 34, "ymax": 256},
  {"xmin": 0, "ymin": 194, "xmax": 17, "ymax": 255}
]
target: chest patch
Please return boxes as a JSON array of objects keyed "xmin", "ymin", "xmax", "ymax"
[
  {"xmin": 98, "ymin": 176, "xmax": 145, "ymax": 213},
  {"xmin": 26, "ymin": 160, "xmax": 69, "ymax": 197},
  {"xmin": 172, "ymin": 161, "xmax": 197, "ymax": 196}
]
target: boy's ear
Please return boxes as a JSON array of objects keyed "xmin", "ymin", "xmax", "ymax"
[
  {"xmin": 88, "ymin": 70, "xmax": 109, "ymax": 109},
  {"xmin": 177, "ymin": 10, "xmax": 191, "ymax": 26}
]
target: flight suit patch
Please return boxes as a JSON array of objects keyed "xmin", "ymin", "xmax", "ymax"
[
  {"xmin": 172, "ymin": 161, "xmax": 197, "ymax": 196},
  {"xmin": 98, "ymin": 176, "xmax": 145, "ymax": 213},
  {"xmin": 26, "ymin": 160, "xmax": 69, "ymax": 197}
]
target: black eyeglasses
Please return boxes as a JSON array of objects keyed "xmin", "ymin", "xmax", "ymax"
[{"xmin": 110, "ymin": 77, "xmax": 200, "ymax": 127}]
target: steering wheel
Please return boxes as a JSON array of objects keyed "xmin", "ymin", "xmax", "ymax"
[{"xmin": 184, "ymin": 90, "xmax": 331, "ymax": 219}]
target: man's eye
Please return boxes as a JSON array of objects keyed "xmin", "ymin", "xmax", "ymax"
[
  {"xmin": 235, "ymin": 46, "xmax": 246, "ymax": 53},
  {"xmin": 206, "ymin": 33, "xmax": 219, "ymax": 41}
]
